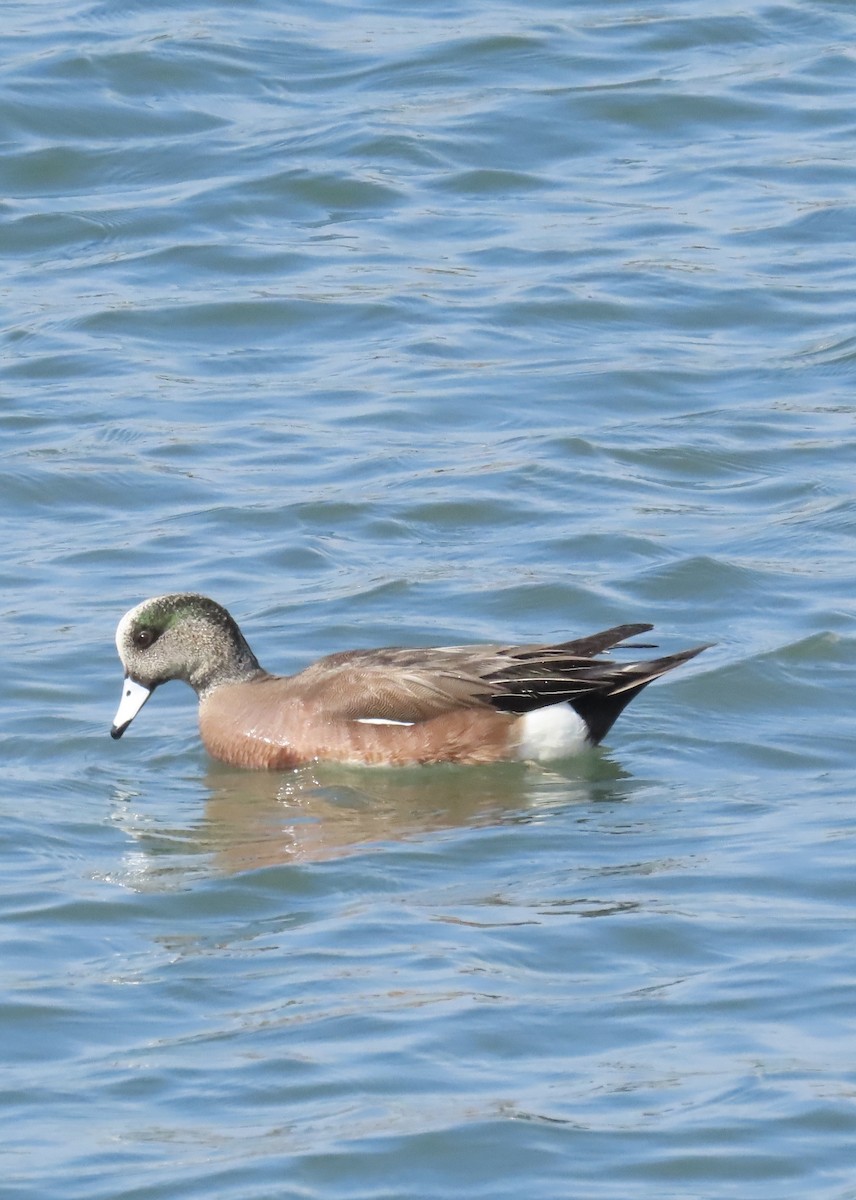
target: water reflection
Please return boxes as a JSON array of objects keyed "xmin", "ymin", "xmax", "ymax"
[
  {"xmin": 202, "ymin": 755, "xmax": 631, "ymax": 874},
  {"xmin": 110, "ymin": 753, "xmax": 633, "ymax": 881}
]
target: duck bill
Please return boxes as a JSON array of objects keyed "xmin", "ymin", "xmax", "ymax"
[{"xmin": 111, "ymin": 677, "xmax": 152, "ymax": 739}]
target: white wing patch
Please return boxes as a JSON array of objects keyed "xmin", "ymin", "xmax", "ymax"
[{"xmin": 354, "ymin": 717, "xmax": 416, "ymax": 727}]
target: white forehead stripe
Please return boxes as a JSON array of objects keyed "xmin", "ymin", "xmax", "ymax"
[{"xmin": 115, "ymin": 604, "xmax": 143, "ymax": 657}]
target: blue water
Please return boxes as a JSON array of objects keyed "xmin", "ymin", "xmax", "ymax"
[{"xmin": 3, "ymin": 0, "xmax": 856, "ymax": 1196}]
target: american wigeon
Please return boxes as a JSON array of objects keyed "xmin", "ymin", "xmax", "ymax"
[{"xmin": 111, "ymin": 593, "xmax": 708, "ymax": 770}]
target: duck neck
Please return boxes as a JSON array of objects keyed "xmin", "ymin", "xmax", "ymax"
[{"xmin": 191, "ymin": 633, "xmax": 267, "ymax": 699}]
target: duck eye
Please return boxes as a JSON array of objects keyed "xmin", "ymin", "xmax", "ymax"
[{"xmin": 133, "ymin": 627, "xmax": 158, "ymax": 650}]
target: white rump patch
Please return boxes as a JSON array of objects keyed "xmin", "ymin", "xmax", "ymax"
[
  {"xmin": 516, "ymin": 702, "xmax": 590, "ymax": 762},
  {"xmin": 354, "ymin": 717, "xmax": 416, "ymax": 727}
]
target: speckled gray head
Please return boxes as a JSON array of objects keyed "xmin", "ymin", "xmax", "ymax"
[{"xmin": 111, "ymin": 593, "xmax": 261, "ymax": 739}]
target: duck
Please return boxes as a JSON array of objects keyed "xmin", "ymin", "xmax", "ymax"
[{"xmin": 110, "ymin": 593, "xmax": 708, "ymax": 770}]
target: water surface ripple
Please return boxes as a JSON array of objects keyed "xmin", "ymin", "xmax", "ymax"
[{"xmin": 2, "ymin": 1, "xmax": 856, "ymax": 1197}]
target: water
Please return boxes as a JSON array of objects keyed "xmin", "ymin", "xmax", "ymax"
[{"xmin": 3, "ymin": 0, "xmax": 856, "ymax": 1196}]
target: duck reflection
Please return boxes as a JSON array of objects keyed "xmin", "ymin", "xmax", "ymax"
[
  {"xmin": 110, "ymin": 753, "xmax": 631, "ymax": 882},
  {"xmin": 198, "ymin": 754, "xmax": 630, "ymax": 874}
]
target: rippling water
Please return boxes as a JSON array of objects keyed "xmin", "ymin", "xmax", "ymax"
[{"xmin": 3, "ymin": 1, "xmax": 856, "ymax": 1197}]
